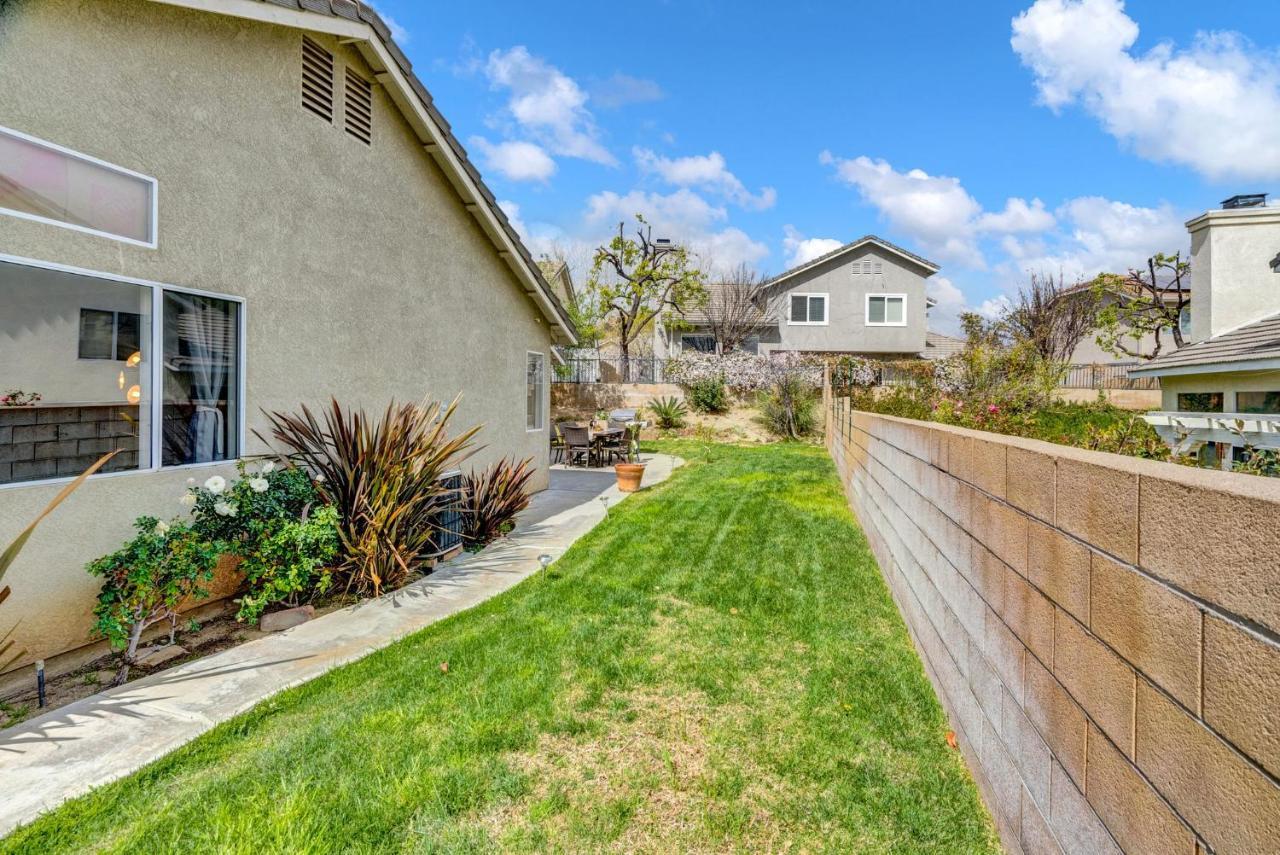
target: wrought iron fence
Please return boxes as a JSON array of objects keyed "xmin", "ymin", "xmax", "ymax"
[
  {"xmin": 553, "ymin": 357, "xmax": 668, "ymax": 384},
  {"xmin": 1060, "ymin": 363, "xmax": 1159, "ymax": 390},
  {"xmin": 423, "ymin": 469, "xmax": 465, "ymax": 558}
]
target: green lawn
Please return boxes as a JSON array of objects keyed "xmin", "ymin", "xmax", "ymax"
[{"xmin": 3, "ymin": 442, "xmax": 998, "ymax": 854}]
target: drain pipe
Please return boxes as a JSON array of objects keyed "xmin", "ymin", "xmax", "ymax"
[{"xmin": 36, "ymin": 660, "xmax": 45, "ymax": 708}]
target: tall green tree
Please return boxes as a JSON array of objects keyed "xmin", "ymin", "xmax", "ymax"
[{"xmin": 586, "ymin": 216, "xmax": 706, "ymax": 374}]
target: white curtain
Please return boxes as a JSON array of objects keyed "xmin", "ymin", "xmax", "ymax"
[{"xmin": 173, "ymin": 296, "xmax": 234, "ymax": 462}]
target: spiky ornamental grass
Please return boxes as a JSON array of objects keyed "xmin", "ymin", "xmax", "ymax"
[{"xmin": 461, "ymin": 457, "xmax": 535, "ymax": 548}]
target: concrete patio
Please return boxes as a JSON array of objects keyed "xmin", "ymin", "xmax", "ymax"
[{"xmin": 0, "ymin": 454, "xmax": 679, "ymax": 838}]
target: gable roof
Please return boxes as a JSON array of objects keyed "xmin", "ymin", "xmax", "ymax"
[
  {"xmin": 1130, "ymin": 310, "xmax": 1280, "ymax": 376},
  {"xmin": 149, "ymin": 0, "xmax": 576, "ymax": 345},
  {"xmin": 921, "ymin": 330, "xmax": 966, "ymax": 359},
  {"xmin": 763, "ymin": 235, "xmax": 939, "ymax": 290}
]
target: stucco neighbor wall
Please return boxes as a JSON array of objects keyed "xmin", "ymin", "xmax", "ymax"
[
  {"xmin": 825, "ymin": 396, "xmax": 1280, "ymax": 855},
  {"xmin": 0, "ymin": 0, "xmax": 554, "ymax": 675}
]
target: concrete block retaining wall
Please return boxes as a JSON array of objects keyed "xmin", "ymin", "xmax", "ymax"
[
  {"xmin": 825, "ymin": 396, "xmax": 1280, "ymax": 854},
  {"xmin": 0, "ymin": 405, "xmax": 140, "ymax": 484}
]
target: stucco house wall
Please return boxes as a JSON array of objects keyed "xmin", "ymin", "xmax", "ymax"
[
  {"xmin": 0, "ymin": 0, "xmax": 558, "ymax": 674},
  {"xmin": 1189, "ymin": 205, "xmax": 1280, "ymax": 341},
  {"xmin": 759, "ymin": 244, "xmax": 929, "ymax": 356}
]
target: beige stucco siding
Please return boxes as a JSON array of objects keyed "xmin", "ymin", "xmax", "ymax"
[
  {"xmin": 0, "ymin": 0, "xmax": 552, "ymax": 673},
  {"xmin": 1158, "ymin": 370, "xmax": 1280, "ymax": 413}
]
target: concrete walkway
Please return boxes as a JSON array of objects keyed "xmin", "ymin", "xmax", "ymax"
[{"xmin": 0, "ymin": 455, "xmax": 679, "ymax": 838}]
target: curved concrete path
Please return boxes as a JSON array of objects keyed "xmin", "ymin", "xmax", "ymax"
[{"xmin": 0, "ymin": 454, "xmax": 679, "ymax": 838}]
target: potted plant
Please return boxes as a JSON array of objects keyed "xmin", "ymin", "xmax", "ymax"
[{"xmin": 614, "ymin": 424, "xmax": 645, "ymax": 492}]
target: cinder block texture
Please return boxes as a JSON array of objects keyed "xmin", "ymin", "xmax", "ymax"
[{"xmin": 826, "ymin": 405, "xmax": 1280, "ymax": 855}]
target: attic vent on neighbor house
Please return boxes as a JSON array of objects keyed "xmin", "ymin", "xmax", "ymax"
[
  {"xmin": 344, "ymin": 68, "xmax": 373, "ymax": 145},
  {"xmin": 301, "ymin": 36, "xmax": 334, "ymax": 123}
]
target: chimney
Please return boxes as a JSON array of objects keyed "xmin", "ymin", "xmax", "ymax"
[{"xmin": 1186, "ymin": 194, "xmax": 1280, "ymax": 342}]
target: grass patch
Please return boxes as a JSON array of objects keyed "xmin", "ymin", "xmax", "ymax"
[{"xmin": 2, "ymin": 442, "xmax": 998, "ymax": 854}]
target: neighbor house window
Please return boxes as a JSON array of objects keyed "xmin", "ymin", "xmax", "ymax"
[
  {"xmin": 1176, "ymin": 392, "xmax": 1224, "ymax": 413},
  {"xmin": 1238, "ymin": 391, "xmax": 1280, "ymax": 414},
  {"xmin": 527, "ymin": 351, "xmax": 545, "ymax": 430},
  {"xmin": 78, "ymin": 308, "xmax": 141, "ymax": 361},
  {"xmin": 789, "ymin": 293, "xmax": 827, "ymax": 325},
  {"xmin": 0, "ymin": 125, "xmax": 156, "ymax": 246},
  {"xmin": 1179, "ymin": 306, "xmax": 1192, "ymax": 339},
  {"xmin": 867, "ymin": 294, "xmax": 907, "ymax": 326},
  {"xmin": 682, "ymin": 334, "xmax": 716, "ymax": 353},
  {"xmin": 0, "ymin": 257, "xmax": 242, "ymax": 486}
]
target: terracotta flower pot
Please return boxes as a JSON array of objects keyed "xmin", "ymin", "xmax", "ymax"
[{"xmin": 614, "ymin": 462, "xmax": 646, "ymax": 492}]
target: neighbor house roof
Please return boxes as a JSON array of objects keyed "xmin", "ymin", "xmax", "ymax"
[
  {"xmin": 676, "ymin": 282, "xmax": 773, "ymax": 327},
  {"xmin": 763, "ymin": 235, "xmax": 940, "ymax": 290},
  {"xmin": 150, "ymin": 0, "xmax": 577, "ymax": 345},
  {"xmin": 1130, "ymin": 310, "xmax": 1280, "ymax": 376},
  {"xmin": 920, "ymin": 330, "xmax": 966, "ymax": 360}
]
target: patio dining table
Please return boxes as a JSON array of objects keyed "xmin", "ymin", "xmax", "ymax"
[{"xmin": 589, "ymin": 427, "xmax": 625, "ymax": 466}]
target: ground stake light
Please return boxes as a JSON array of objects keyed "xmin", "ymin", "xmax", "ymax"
[{"xmin": 538, "ymin": 554, "xmax": 552, "ymax": 574}]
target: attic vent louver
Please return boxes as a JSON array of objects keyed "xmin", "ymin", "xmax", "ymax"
[
  {"xmin": 301, "ymin": 36, "xmax": 334, "ymax": 123},
  {"xmin": 344, "ymin": 68, "xmax": 373, "ymax": 146}
]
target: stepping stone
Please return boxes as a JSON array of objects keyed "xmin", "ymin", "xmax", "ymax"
[
  {"xmin": 259, "ymin": 605, "xmax": 315, "ymax": 633},
  {"xmin": 136, "ymin": 645, "xmax": 188, "ymax": 669}
]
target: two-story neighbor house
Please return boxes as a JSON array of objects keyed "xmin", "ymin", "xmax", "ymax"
[
  {"xmin": 655, "ymin": 235, "xmax": 938, "ymax": 359},
  {"xmin": 1132, "ymin": 195, "xmax": 1280, "ymax": 466},
  {"xmin": 0, "ymin": 0, "xmax": 576, "ymax": 676}
]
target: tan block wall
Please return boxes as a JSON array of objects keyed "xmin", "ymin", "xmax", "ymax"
[
  {"xmin": 551, "ymin": 383, "xmax": 687, "ymax": 416},
  {"xmin": 824, "ymin": 395, "xmax": 1280, "ymax": 855}
]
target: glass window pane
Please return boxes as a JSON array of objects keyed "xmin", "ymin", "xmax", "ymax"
[
  {"xmin": 1238, "ymin": 391, "xmax": 1280, "ymax": 414},
  {"xmin": 809, "ymin": 296, "xmax": 825, "ymax": 323},
  {"xmin": 115, "ymin": 311, "xmax": 141, "ymax": 361},
  {"xmin": 1, "ymin": 261, "xmax": 151, "ymax": 484},
  {"xmin": 790, "ymin": 294, "xmax": 807, "ymax": 323},
  {"xmin": 162, "ymin": 292, "xmax": 239, "ymax": 465},
  {"xmin": 868, "ymin": 296, "xmax": 886, "ymax": 324},
  {"xmin": 0, "ymin": 127, "xmax": 154, "ymax": 244},
  {"xmin": 78, "ymin": 308, "xmax": 114, "ymax": 359},
  {"xmin": 526, "ymin": 352, "xmax": 545, "ymax": 430},
  {"xmin": 1176, "ymin": 392, "xmax": 1223, "ymax": 413},
  {"xmin": 886, "ymin": 296, "xmax": 905, "ymax": 324}
]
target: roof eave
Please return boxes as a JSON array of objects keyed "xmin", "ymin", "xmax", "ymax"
[
  {"xmin": 1129, "ymin": 355, "xmax": 1280, "ymax": 377},
  {"xmin": 147, "ymin": 0, "xmax": 578, "ymax": 346}
]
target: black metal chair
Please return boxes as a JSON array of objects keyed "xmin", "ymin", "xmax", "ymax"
[{"xmin": 561, "ymin": 424, "xmax": 595, "ymax": 467}]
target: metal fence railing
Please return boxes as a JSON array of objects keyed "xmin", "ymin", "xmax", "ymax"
[
  {"xmin": 554, "ymin": 357, "xmax": 667, "ymax": 384},
  {"xmin": 1060, "ymin": 363, "xmax": 1159, "ymax": 390}
]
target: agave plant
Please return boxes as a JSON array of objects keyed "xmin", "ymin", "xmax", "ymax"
[
  {"xmin": 461, "ymin": 457, "xmax": 535, "ymax": 548},
  {"xmin": 259, "ymin": 397, "xmax": 479, "ymax": 597},
  {"xmin": 0, "ymin": 451, "xmax": 120, "ymax": 673},
  {"xmin": 647, "ymin": 396, "xmax": 688, "ymax": 430}
]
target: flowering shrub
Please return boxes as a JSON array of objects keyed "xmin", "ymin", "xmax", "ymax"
[
  {"xmin": 185, "ymin": 460, "xmax": 338, "ymax": 621},
  {"xmin": 0, "ymin": 389, "xmax": 41, "ymax": 407},
  {"xmin": 666, "ymin": 350, "xmax": 822, "ymax": 391},
  {"xmin": 830, "ymin": 356, "xmax": 878, "ymax": 389},
  {"xmin": 87, "ymin": 517, "xmax": 220, "ymax": 684}
]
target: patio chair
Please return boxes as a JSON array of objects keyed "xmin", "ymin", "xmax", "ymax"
[
  {"xmin": 550, "ymin": 422, "xmax": 569, "ymax": 464},
  {"xmin": 560, "ymin": 424, "xmax": 595, "ymax": 468}
]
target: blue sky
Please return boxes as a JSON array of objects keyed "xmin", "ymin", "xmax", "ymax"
[{"xmin": 371, "ymin": 0, "xmax": 1280, "ymax": 332}]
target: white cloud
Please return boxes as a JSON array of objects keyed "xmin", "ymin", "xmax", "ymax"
[
  {"xmin": 582, "ymin": 188, "xmax": 768, "ymax": 273},
  {"xmin": 976, "ymin": 197, "xmax": 1056, "ymax": 233},
  {"xmin": 588, "ymin": 73, "xmax": 664, "ymax": 109},
  {"xmin": 470, "ymin": 137, "xmax": 556, "ymax": 182},
  {"xmin": 484, "ymin": 46, "xmax": 616, "ymax": 166},
  {"xmin": 820, "ymin": 152, "xmax": 1056, "ymax": 268},
  {"xmin": 781, "ymin": 225, "xmax": 844, "ymax": 268},
  {"xmin": 997, "ymin": 196, "xmax": 1187, "ymax": 282},
  {"xmin": 634, "ymin": 148, "xmax": 777, "ymax": 210},
  {"xmin": 926, "ymin": 275, "xmax": 973, "ymax": 336},
  {"xmin": 1011, "ymin": 0, "xmax": 1280, "ymax": 180}
]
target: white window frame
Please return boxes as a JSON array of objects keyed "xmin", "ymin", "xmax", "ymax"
[
  {"xmin": 788, "ymin": 292, "xmax": 829, "ymax": 326},
  {"xmin": 866, "ymin": 293, "xmax": 908, "ymax": 327},
  {"xmin": 526, "ymin": 350, "xmax": 546, "ymax": 432},
  {"xmin": 0, "ymin": 125, "xmax": 159, "ymax": 249},
  {"xmin": 0, "ymin": 253, "xmax": 246, "ymax": 491}
]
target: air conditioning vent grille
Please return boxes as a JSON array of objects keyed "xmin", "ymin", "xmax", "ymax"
[
  {"xmin": 345, "ymin": 68, "xmax": 373, "ymax": 145},
  {"xmin": 302, "ymin": 36, "xmax": 334, "ymax": 123}
]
